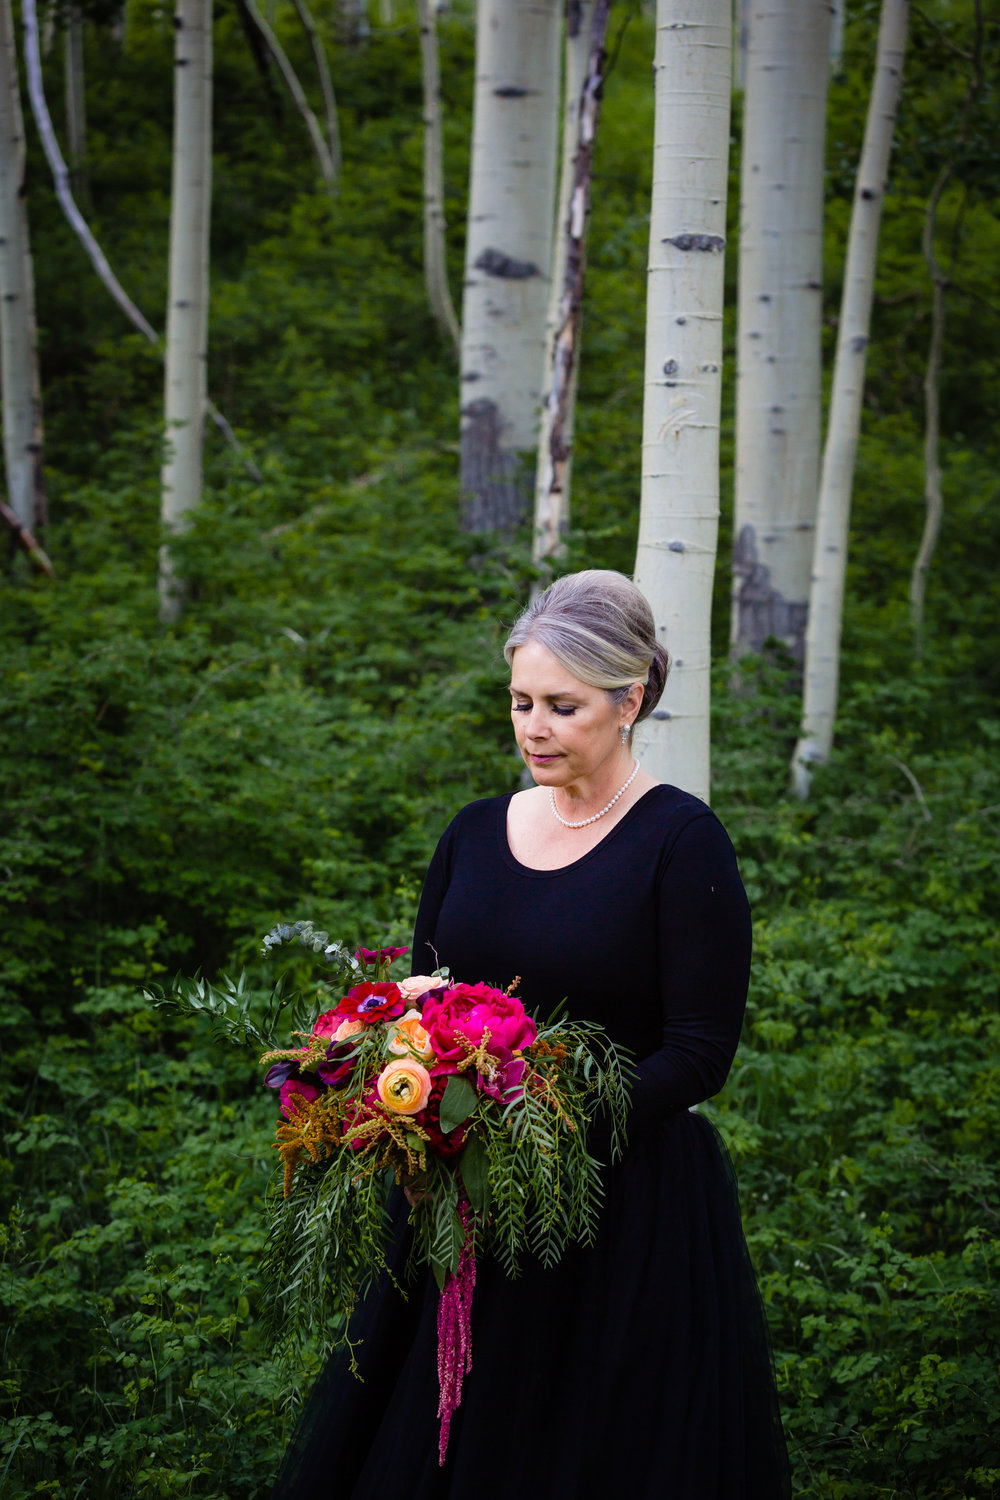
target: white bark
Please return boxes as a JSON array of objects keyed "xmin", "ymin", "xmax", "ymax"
[
  {"xmin": 243, "ymin": 0, "xmax": 336, "ymax": 191},
  {"xmin": 909, "ymin": 4, "xmax": 983, "ymax": 644},
  {"xmin": 793, "ymin": 0, "xmax": 908, "ymax": 793},
  {"xmin": 532, "ymin": 0, "xmax": 611, "ymax": 566},
  {"xmin": 0, "ymin": 0, "xmax": 44, "ymax": 533},
  {"xmin": 23, "ymin": 0, "xmax": 157, "ymax": 341},
  {"xmin": 730, "ymin": 0, "xmax": 831, "ymax": 661},
  {"xmin": 633, "ymin": 0, "xmax": 732, "ymax": 805},
  {"xmin": 459, "ymin": 0, "xmax": 561, "ymax": 532},
  {"xmin": 418, "ymin": 0, "xmax": 459, "ymax": 356},
  {"xmin": 24, "ymin": 0, "xmax": 259, "ymax": 482},
  {"xmin": 291, "ymin": 0, "xmax": 341, "ymax": 179},
  {"xmin": 159, "ymin": 0, "xmax": 213, "ymax": 623},
  {"xmin": 65, "ymin": 8, "xmax": 86, "ymax": 190},
  {"xmin": 830, "ymin": 0, "xmax": 845, "ymax": 71}
]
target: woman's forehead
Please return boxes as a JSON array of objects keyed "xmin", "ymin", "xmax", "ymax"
[{"xmin": 508, "ymin": 641, "xmax": 594, "ymax": 697}]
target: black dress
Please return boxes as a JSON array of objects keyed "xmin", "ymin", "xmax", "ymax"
[{"xmin": 271, "ymin": 785, "xmax": 790, "ymax": 1500}]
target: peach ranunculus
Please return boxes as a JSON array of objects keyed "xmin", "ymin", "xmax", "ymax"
[
  {"xmin": 376, "ymin": 1058, "xmax": 433, "ymax": 1115},
  {"xmin": 387, "ymin": 1008, "xmax": 435, "ymax": 1061},
  {"xmin": 334, "ymin": 1017, "xmax": 366, "ymax": 1043},
  {"xmin": 397, "ymin": 974, "xmax": 445, "ymax": 1003}
]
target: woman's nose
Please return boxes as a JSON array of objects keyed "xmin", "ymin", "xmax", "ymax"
[{"xmin": 525, "ymin": 706, "xmax": 548, "ymax": 738}]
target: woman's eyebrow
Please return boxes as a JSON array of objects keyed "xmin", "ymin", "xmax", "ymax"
[{"xmin": 508, "ymin": 686, "xmax": 583, "ymax": 701}]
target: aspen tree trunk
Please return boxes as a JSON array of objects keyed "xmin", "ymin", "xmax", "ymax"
[
  {"xmin": 793, "ymin": 0, "xmax": 908, "ymax": 793},
  {"xmin": 0, "ymin": 0, "xmax": 44, "ymax": 534},
  {"xmin": 733, "ymin": 0, "xmax": 750, "ymax": 89},
  {"xmin": 65, "ymin": 7, "xmax": 86, "ymax": 196},
  {"xmin": 909, "ymin": 4, "xmax": 983, "ymax": 645},
  {"xmin": 459, "ymin": 0, "xmax": 560, "ymax": 532},
  {"xmin": 243, "ymin": 0, "xmax": 336, "ymax": 190},
  {"xmin": 159, "ymin": 0, "xmax": 212, "ymax": 624},
  {"xmin": 830, "ymin": 0, "xmax": 845, "ymax": 72},
  {"xmin": 633, "ymin": 0, "xmax": 731, "ymax": 804},
  {"xmin": 291, "ymin": 0, "xmax": 341, "ymax": 180},
  {"xmin": 532, "ymin": 0, "xmax": 610, "ymax": 567},
  {"xmin": 730, "ymin": 0, "xmax": 831, "ymax": 662},
  {"xmin": 417, "ymin": 0, "xmax": 459, "ymax": 356}
]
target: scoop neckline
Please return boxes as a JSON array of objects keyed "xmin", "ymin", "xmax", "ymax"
[{"xmin": 497, "ymin": 783, "xmax": 666, "ymax": 878}]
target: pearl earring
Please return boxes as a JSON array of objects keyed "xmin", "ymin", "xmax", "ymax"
[{"xmin": 620, "ymin": 724, "xmax": 630, "ymax": 747}]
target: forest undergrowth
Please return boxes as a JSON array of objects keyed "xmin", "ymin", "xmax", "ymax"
[{"xmin": 2, "ymin": 3, "xmax": 999, "ymax": 1496}]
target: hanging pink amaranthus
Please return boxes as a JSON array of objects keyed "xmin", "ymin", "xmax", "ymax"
[{"xmin": 436, "ymin": 1197, "xmax": 476, "ymax": 1464}]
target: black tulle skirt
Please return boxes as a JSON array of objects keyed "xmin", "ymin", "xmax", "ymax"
[{"xmin": 269, "ymin": 1111, "xmax": 790, "ymax": 1500}]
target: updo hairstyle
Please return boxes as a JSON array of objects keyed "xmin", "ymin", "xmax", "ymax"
[{"xmin": 504, "ymin": 570, "xmax": 669, "ymax": 727}]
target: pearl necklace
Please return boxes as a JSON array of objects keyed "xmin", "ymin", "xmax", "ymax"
[{"xmin": 548, "ymin": 759, "xmax": 641, "ymax": 829}]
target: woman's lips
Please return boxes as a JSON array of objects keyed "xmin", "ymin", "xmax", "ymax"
[{"xmin": 529, "ymin": 752, "xmax": 561, "ymax": 763}]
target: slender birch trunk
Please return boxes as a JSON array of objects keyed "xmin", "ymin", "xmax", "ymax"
[
  {"xmin": 64, "ymin": 7, "xmax": 86, "ymax": 196},
  {"xmin": 417, "ymin": 0, "xmax": 459, "ymax": 356},
  {"xmin": 730, "ymin": 0, "xmax": 831, "ymax": 662},
  {"xmin": 633, "ymin": 0, "xmax": 732, "ymax": 804},
  {"xmin": 159, "ymin": 0, "xmax": 213, "ymax": 623},
  {"xmin": 291, "ymin": 0, "xmax": 341, "ymax": 179},
  {"xmin": 0, "ymin": 0, "xmax": 44, "ymax": 535},
  {"xmin": 242, "ymin": 0, "xmax": 336, "ymax": 191},
  {"xmin": 793, "ymin": 0, "xmax": 908, "ymax": 793},
  {"xmin": 909, "ymin": 3, "xmax": 983, "ymax": 645},
  {"xmin": 459, "ymin": 0, "xmax": 561, "ymax": 532},
  {"xmin": 532, "ymin": 0, "xmax": 610, "ymax": 567},
  {"xmin": 830, "ymin": 0, "xmax": 845, "ymax": 72},
  {"xmin": 23, "ymin": 0, "xmax": 258, "ymax": 481}
]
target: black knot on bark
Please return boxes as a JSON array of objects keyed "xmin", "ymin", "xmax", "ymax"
[
  {"xmin": 663, "ymin": 359, "xmax": 678, "ymax": 376},
  {"xmin": 474, "ymin": 247, "xmax": 539, "ymax": 280},
  {"xmin": 493, "ymin": 86, "xmax": 529, "ymax": 99},
  {"xmin": 664, "ymin": 233, "xmax": 725, "ymax": 253}
]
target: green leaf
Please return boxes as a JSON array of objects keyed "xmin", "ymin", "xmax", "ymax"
[
  {"xmin": 448, "ymin": 1211, "xmax": 466, "ymax": 1275},
  {"xmin": 458, "ymin": 1135, "xmax": 490, "ymax": 1218},
  {"xmin": 439, "ymin": 1075, "xmax": 478, "ymax": 1134}
]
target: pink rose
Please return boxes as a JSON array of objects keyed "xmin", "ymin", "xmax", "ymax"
[
  {"xmin": 312, "ymin": 1009, "xmax": 341, "ymax": 1038},
  {"xmin": 421, "ymin": 982, "xmax": 537, "ymax": 1062},
  {"xmin": 397, "ymin": 974, "xmax": 447, "ymax": 1003}
]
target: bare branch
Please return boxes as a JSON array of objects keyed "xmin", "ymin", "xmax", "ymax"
[
  {"xmin": 290, "ymin": 0, "xmax": 341, "ymax": 178},
  {"xmin": 241, "ymin": 0, "xmax": 338, "ymax": 190},
  {"xmin": 1, "ymin": 498, "xmax": 55, "ymax": 576}
]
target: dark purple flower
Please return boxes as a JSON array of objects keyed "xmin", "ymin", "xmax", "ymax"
[
  {"xmin": 265, "ymin": 1061, "xmax": 300, "ymax": 1089},
  {"xmin": 318, "ymin": 1038, "xmax": 356, "ymax": 1090}
]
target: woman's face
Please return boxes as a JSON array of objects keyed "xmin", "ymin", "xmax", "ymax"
[{"xmin": 508, "ymin": 640, "xmax": 640, "ymax": 787}]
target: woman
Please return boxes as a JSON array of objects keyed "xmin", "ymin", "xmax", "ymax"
[{"xmin": 273, "ymin": 570, "xmax": 789, "ymax": 1499}]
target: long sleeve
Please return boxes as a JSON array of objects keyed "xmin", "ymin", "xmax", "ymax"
[
  {"xmin": 628, "ymin": 813, "xmax": 752, "ymax": 1128},
  {"xmin": 410, "ymin": 820, "xmax": 456, "ymax": 976}
]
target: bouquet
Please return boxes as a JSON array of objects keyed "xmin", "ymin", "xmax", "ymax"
[{"xmin": 156, "ymin": 921, "xmax": 631, "ymax": 1462}]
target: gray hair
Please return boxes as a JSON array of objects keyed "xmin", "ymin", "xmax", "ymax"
[{"xmin": 504, "ymin": 570, "xmax": 669, "ymax": 723}]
